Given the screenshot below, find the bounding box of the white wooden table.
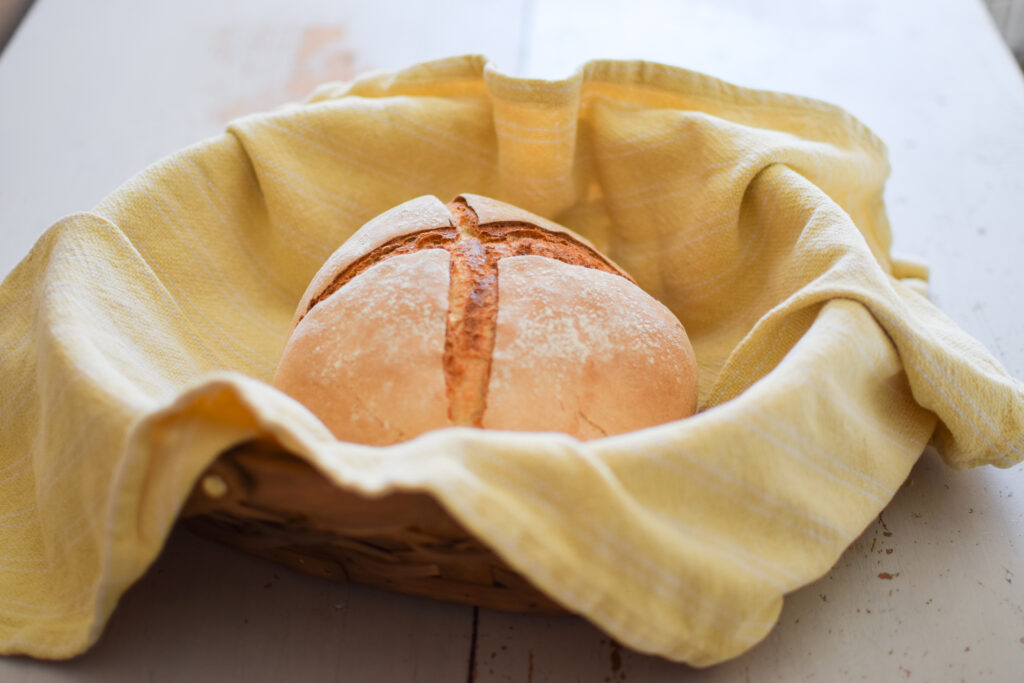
[2,0,1023,680]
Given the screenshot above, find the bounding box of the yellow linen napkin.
[1,55,1022,667]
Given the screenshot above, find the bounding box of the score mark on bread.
[274,194,697,446]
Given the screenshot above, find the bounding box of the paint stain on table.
[215,25,359,122]
[878,512,893,537]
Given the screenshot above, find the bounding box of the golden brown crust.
[459,193,632,280]
[298,195,632,327]
[482,256,698,437]
[292,195,454,328]
[440,197,633,427]
[442,199,495,426]
[273,250,453,446]
[275,194,698,445]
[304,227,457,321]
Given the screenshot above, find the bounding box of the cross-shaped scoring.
[276,193,697,446]
[301,197,631,428]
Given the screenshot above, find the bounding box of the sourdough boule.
[272,194,698,446]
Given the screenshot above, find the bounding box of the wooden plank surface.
[2,0,1023,680]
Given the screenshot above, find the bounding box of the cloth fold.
[1,55,1021,666]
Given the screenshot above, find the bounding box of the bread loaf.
[272,194,698,446]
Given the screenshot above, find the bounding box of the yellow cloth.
[2,55,1022,667]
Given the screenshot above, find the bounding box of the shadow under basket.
[180,440,564,613]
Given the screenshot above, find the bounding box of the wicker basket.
[180,440,564,612]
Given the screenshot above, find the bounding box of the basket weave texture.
[181,440,562,613]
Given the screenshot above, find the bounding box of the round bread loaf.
[272,194,698,446]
